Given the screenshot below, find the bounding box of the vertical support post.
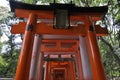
[79,36,93,79]
[14,13,36,80]
[44,62,47,80]
[67,63,71,80]
[25,37,35,80]
[36,52,44,80]
[69,61,76,80]
[29,34,41,80]
[75,51,83,80]
[85,17,106,80]
[44,62,50,80]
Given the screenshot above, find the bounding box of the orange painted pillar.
[85,18,106,80]
[25,37,35,80]
[79,36,93,79]
[44,62,47,80]
[67,63,71,80]
[72,61,76,80]
[86,30,106,80]
[44,62,50,80]
[75,51,84,80]
[14,13,36,80]
[36,52,44,80]
[29,34,41,80]
[69,61,76,80]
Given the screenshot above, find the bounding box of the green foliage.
[0,6,10,23]
[0,56,7,68]
[0,42,2,53]
[39,0,55,3]
[0,34,20,77]
[99,38,120,79]
[0,5,20,77]
[0,55,8,76]
[1,49,19,76]
[97,0,120,79]
[23,0,35,4]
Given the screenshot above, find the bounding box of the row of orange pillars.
[11,14,108,80]
[10,1,108,80]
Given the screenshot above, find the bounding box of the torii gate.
[9,1,108,80]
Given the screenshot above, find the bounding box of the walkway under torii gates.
[9,1,108,80]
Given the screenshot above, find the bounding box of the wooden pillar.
[44,61,51,80]
[85,17,106,80]
[67,63,71,80]
[44,62,48,80]
[29,34,42,80]
[75,51,84,80]
[25,37,35,80]
[14,13,36,80]
[36,52,44,80]
[79,36,93,79]
[69,61,76,80]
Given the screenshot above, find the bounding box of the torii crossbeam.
[9,0,108,80]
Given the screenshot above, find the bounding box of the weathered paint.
[79,36,93,79]
[29,34,41,80]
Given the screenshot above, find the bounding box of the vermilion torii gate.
[9,0,108,80]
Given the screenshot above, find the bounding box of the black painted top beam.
[9,0,108,14]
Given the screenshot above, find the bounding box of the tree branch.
[100,37,114,51]
[100,37,120,66]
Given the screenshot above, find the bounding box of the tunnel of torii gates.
[9,0,108,80]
